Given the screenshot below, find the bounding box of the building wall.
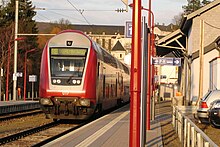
[190,5,220,53]
[203,50,219,92]
[188,5,220,100]
[111,51,126,62]
[160,66,178,84]
[191,49,219,99]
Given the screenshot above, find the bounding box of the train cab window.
[50,47,87,80]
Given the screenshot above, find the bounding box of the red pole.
[150,10,155,129]
[129,0,141,146]
[147,0,152,130]
[6,43,11,101]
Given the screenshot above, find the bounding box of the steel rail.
[0,121,60,145]
[0,109,42,122]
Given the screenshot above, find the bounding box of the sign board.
[152,57,181,66]
[29,75,37,82]
[16,72,23,77]
[125,21,132,38]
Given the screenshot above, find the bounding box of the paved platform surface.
[44,104,163,147]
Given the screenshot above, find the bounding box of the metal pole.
[141,7,155,123]
[129,0,141,146]
[197,20,204,104]
[13,0,19,101]
[143,6,154,130]
[6,43,11,101]
[140,17,148,147]
[0,75,1,101]
[23,51,27,101]
[32,82,34,100]
[24,48,36,101]
[151,11,155,121]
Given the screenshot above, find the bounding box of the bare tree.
[172,13,184,27]
[53,18,72,30]
[0,24,14,92]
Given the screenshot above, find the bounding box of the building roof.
[156,29,186,57]
[181,0,220,33]
[156,0,220,57]
[155,23,177,32]
[37,22,124,35]
[111,41,126,51]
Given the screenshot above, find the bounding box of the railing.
[172,106,218,147]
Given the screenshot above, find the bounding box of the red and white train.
[39,30,130,120]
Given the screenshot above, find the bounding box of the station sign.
[125,21,132,38]
[29,75,37,82]
[152,57,181,66]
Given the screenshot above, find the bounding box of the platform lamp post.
[6,37,25,101]
[12,0,21,101]
[23,48,36,101]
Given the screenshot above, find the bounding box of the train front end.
[39,30,97,120]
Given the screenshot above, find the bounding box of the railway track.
[0,109,42,122]
[0,121,59,146]
[0,103,128,146]
[0,120,84,146]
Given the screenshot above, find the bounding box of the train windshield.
[50,48,87,78]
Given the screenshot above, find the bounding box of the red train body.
[39,30,130,120]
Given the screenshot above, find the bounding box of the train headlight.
[76,80,81,84]
[79,99,90,107]
[72,80,77,84]
[57,79,61,84]
[39,98,53,106]
[52,79,57,84]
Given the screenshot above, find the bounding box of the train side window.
[97,62,100,77]
[103,75,106,98]
[122,64,129,75]
[115,79,117,97]
[102,49,117,68]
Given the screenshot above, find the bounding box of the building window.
[120,54,122,58]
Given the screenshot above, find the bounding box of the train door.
[96,61,101,102]
[102,64,106,99]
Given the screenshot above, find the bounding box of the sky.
[31,0,188,26]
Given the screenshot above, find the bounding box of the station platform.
[0,101,40,115]
[43,104,163,147]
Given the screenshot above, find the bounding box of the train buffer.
[43,103,166,147]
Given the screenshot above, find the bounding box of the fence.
[172,106,218,147]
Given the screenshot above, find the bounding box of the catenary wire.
[66,0,91,25]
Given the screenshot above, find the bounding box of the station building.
[156,0,220,104]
